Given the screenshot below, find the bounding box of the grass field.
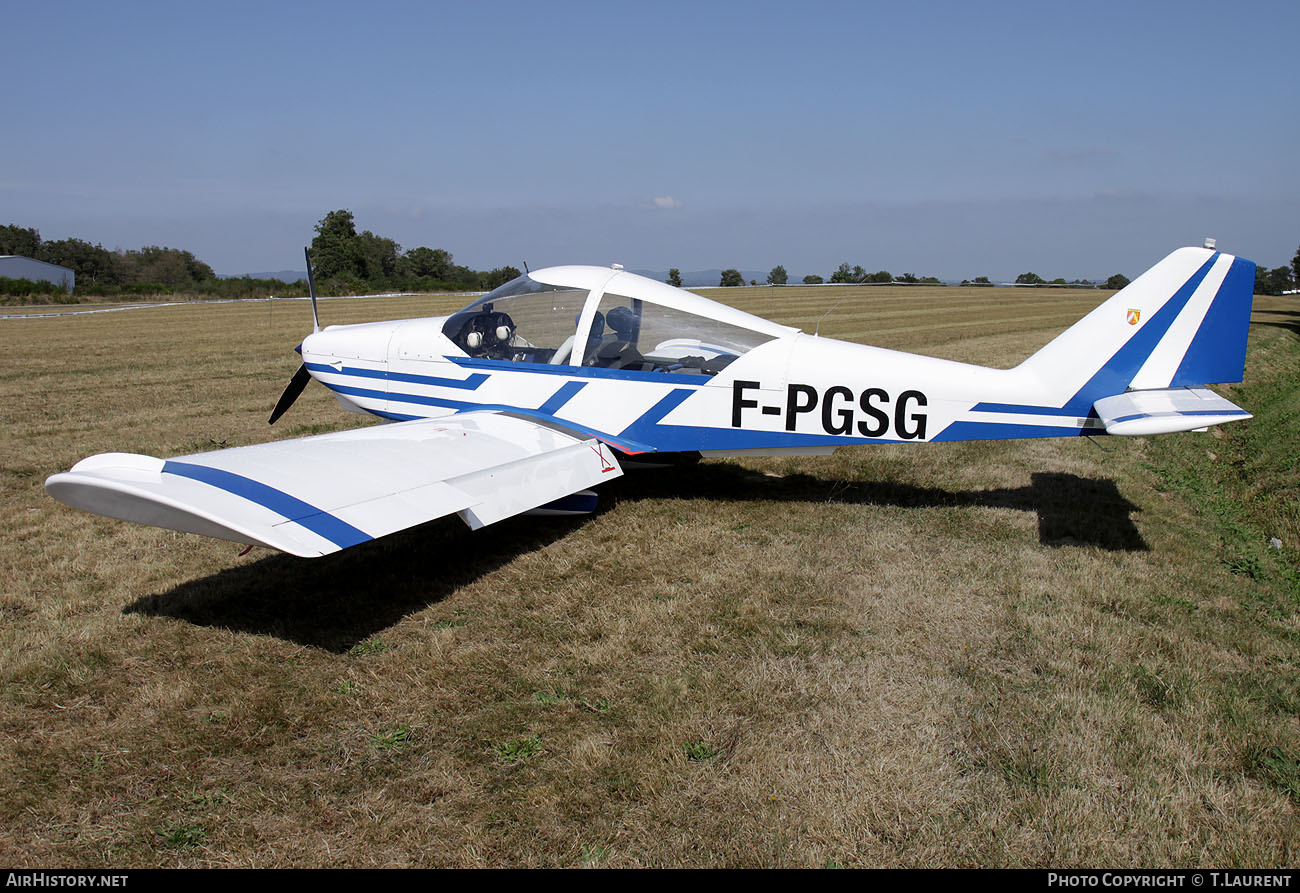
[2,283,1298,867]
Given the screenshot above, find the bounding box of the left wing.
[45,412,622,557]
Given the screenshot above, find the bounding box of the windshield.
[442,275,590,363]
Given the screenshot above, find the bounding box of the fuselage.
[298,266,1091,456]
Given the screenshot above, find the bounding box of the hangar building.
[0,256,75,291]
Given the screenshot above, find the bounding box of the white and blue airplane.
[46,243,1256,558]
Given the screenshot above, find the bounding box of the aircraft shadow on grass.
[124,464,1145,652]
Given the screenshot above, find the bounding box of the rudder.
[1165,255,1254,387]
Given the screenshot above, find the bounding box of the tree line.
[6,217,1296,300]
[1254,245,1298,295]
[702,262,1122,289]
[0,212,522,302]
[0,224,218,296]
[703,245,1300,295]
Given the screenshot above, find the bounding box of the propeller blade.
[268,363,312,425]
[305,246,320,334]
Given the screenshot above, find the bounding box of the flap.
[46,412,623,557]
[1093,387,1251,437]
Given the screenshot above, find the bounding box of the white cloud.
[651,195,683,209]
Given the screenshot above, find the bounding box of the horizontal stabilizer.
[1093,387,1250,437]
[46,412,623,557]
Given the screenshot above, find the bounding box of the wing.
[45,412,623,557]
[1092,387,1251,436]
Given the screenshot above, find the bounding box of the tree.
[1255,265,1296,296]
[37,238,123,285]
[354,230,402,281]
[119,246,215,286]
[305,209,533,292]
[1292,244,1300,290]
[830,262,855,284]
[183,249,216,282]
[451,263,478,283]
[121,248,190,286]
[1015,272,1045,285]
[0,224,41,258]
[401,246,454,281]
[667,268,682,287]
[1105,273,1130,290]
[1272,266,1296,293]
[767,265,788,285]
[481,266,522,291]
[311,209,362,281]
[866,270,892,283]
[719,269,744,287]
[803,274,824,284]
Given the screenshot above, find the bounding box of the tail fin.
[1015,246,1256,414]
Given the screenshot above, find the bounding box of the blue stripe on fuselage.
[320,380,655,453]
[537,381,586,415]
[930,420,1093,442]
[314,352,1101,451]
[305,362,488,390]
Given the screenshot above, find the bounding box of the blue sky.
[4,0,1297,279]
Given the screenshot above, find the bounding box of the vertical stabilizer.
[1014,247,1255,413]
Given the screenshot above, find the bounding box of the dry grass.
[2,285,1298,867]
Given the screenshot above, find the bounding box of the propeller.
[268,362,311,425]
[267,247,321,425]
